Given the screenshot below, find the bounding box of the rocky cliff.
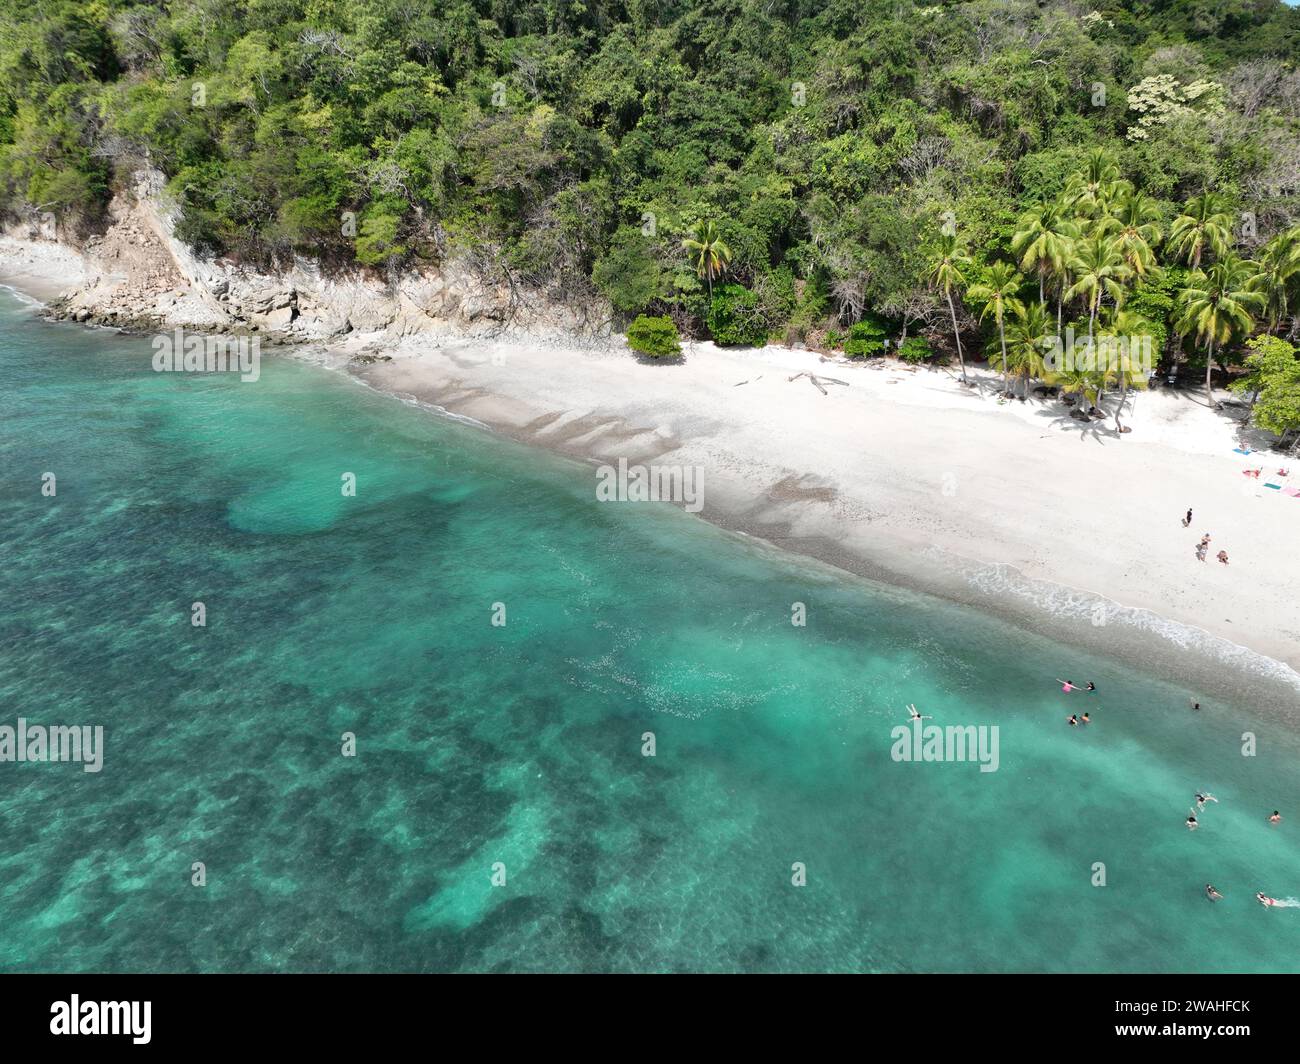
[6,169,605,345]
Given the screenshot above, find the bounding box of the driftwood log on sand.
[788,372,849,396]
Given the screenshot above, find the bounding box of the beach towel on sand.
[1234,447,1252,455]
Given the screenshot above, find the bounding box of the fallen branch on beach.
[788,371,848,396]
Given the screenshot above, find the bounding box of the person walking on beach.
[1196,543,1207,562]
[1206,884,1224,901]
[1183,508,1193,527]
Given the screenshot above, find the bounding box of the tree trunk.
[1205,338,1216,408]
[1115,378,1128,433]
[947,290,966,382]
[999,321,1009,393]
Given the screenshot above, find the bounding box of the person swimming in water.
[1257,892,1277,907]
[906,703,932,722]
[1056,679,1077,692]
[1269,810,1282,825]
[1085,682,1096,692]
[1067,714,1079,726]
[1195,792,1218,811]
[1186,812,1198,830]
[1081,712,1091,724]
[1206,884,1224,901]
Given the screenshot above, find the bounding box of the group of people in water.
[1048,680,1286,907]
[1056,678,1096,727]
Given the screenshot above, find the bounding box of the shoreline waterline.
[4,277,1297,718]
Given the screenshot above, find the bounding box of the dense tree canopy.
[2,0,1299,408]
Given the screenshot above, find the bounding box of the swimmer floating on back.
[1257,892,1277,907]
[1206,884,1224,901]
[906,704,932,722]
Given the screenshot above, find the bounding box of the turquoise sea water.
[2,290,1299,973]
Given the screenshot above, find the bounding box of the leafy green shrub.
[843,316,888,358]
[707,284,768,347]
[897,336,936,363]
[824,328,844,349]
[626,314,681,358]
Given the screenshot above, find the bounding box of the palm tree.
[1251,226,1300,333]
[968,262,1025,393]
[1099,308,1153,433]
[927,231,973,383]
[1065,149,1122,219]
[1066,235,1131,347]
[1004,301,1051,399]
[1100,188,1163,279]
[682,221,732,300]
[1011,201,1080,310]
[1177,255,1264,407]
[1169,192,1233,270]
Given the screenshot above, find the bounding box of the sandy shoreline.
[334,334,1300,700]
[4,247,1299,708]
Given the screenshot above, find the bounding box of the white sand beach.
[347,334,1300,689]
[3,236,1297,693]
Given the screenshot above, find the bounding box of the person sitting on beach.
[1217,550,1229,565]
[1269,810,1282,825]
[1278,469,1291,478]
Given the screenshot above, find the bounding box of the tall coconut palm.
[1251,226,1300,333]
[1099,187,1163,278]
[1099,307,1154,433]
[1177,255,1264,407]
[1066,235,1132,347]
[1004,301,1051,398]
[682,221,732,300]
[1168,192,1233,270]
[1065,149,1122,219]
[968,262,1025,393]
[927,231,973,383]
[1011,200,1080,309]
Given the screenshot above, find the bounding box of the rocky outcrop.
[15,168,607,344]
